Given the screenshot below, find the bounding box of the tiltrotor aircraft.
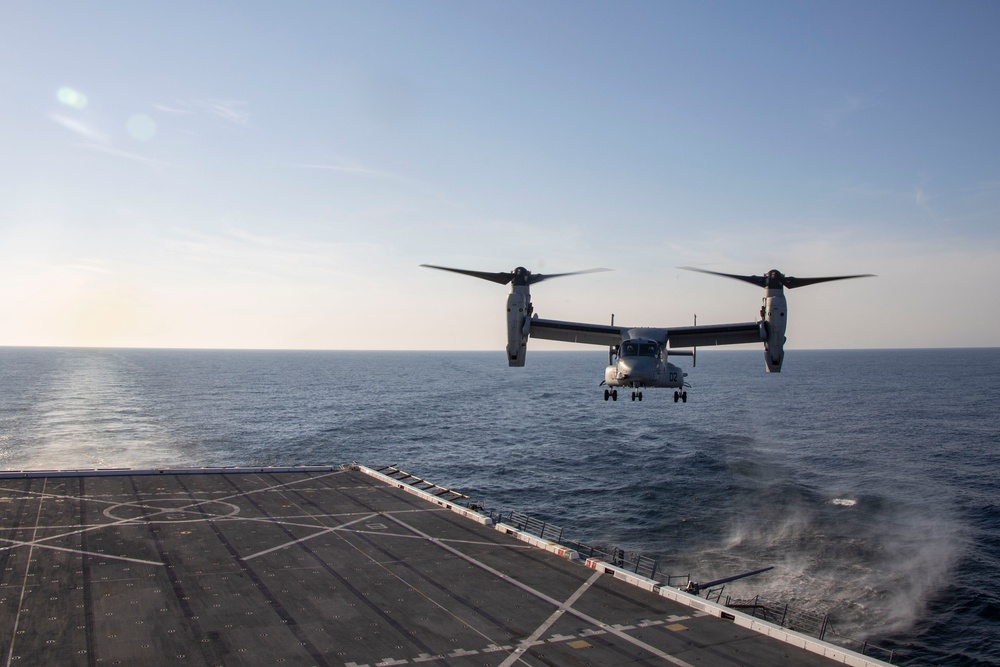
[421,264,873,402]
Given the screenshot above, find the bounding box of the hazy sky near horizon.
[2,1,999,351]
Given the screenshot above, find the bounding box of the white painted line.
[240,513,377,561]
[384,513,697,667]
[498,570,602,667]
[5,479,47,667]
[0,538,163,566]
[210,469,346,504]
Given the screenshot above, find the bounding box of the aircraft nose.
[618,358,654,380]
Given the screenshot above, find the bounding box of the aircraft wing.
[529,317,764,349]
[664,322,763,349]
[528,317,626,346]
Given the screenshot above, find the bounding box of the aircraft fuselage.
[603,338,686,389]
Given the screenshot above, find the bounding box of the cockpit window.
[620,340,659,357]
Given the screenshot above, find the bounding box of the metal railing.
[823,623,898,664]
[486,508,682,584]
[726,595,830,639]
[724,595,896,663]
[379,466,896,664]
[375,465,470,503]
[501,510,565,543]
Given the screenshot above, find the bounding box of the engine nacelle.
[505,288,531,367]
[762,290,787,372]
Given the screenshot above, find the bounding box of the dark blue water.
[1,347,998,665]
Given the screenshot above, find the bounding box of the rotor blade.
[420,264,513,285]
[783,274,875,289]
[678,266,767,287]
[681,266,875,289]
[528,268,612,285]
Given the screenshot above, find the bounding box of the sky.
[2,1,999,351]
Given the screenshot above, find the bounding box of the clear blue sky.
[2,1,998,350]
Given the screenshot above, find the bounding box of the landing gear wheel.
[612,390,618,401]
[631,391,636,401]
[638,391,643,401]
[604,389,610,401]
[681,391,687,403]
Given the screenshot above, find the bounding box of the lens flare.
[57,86,88,109]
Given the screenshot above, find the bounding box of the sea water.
[1,347,998,666]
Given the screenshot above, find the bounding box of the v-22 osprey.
[422,264,873,402]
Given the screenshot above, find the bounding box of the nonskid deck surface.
[1,468,852,666]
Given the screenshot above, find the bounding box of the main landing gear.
[603,389,688,403]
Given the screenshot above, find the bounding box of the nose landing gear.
[673,391,687,403]
[603,389,619,401]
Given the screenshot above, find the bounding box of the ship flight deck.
[0,465,890,666]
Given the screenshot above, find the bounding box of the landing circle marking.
[104,499,241,523]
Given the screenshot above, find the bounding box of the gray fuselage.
[604,338,686,389]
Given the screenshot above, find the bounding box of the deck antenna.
[693,314,697,367]
[608,314,617,366]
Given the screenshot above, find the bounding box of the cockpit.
[619,339,660,358]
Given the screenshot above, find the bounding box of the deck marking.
[211,506,449,529]
[213,470,345,505]
[498,569,602,667]
[240,513,377,561]
[0,469,342,515]
[385,513,697,667]
[0,485,124,508]
[4,478,46,667]
[331,505,510,655]
[338,528,533,549]
[412,653,445,662]
[0,508,203,553]
[180,476,333,667]
[0,537,163,566]
[103,498,242,522]
[0,472,344,558]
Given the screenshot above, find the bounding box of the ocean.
[1,346,997,666]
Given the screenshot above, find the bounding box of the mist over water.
[1,346,997,666]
